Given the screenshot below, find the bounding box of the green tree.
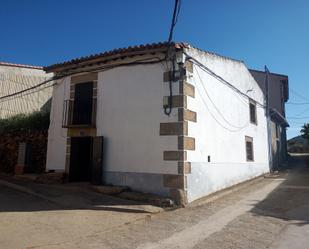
[301,123,309,140]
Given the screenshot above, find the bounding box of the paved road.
[1,154,308,249]
[0,180,161,249]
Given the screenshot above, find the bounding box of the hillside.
[288,135,309,153]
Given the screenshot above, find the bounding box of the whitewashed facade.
[45,43,270,204]
[184,48,269,202]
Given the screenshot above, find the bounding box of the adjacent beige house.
[0,62,53,118]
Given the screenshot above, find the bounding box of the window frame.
[275,123,280,140]
[249,100,257,125]
[245,136,254,162]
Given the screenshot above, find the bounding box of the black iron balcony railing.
[62,99,73,128]
[62,99,96,128]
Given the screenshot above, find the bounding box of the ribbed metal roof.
[0,61,43,70]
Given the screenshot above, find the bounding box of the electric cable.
[195,65,250,129]
[287,102,309,105]
[164,0,182,116]
[193,70,250,132]
[1,0,182,113]
[167,0,181,43]
[290,88,309,102]
[0,83,54,104]
[0,57,166,102]
[195,83,249,132]
[184,53,266,108]
[288,116,309,119]
[293,106,309,118]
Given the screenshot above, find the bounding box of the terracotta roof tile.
[44,42,190,71]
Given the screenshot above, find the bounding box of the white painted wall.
[184,48,270,202]
[46,61,180,176]
[96,63,179,175]
[46,77,70,171]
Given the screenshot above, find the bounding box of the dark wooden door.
[91,136,104,184]
[69,137,92,182]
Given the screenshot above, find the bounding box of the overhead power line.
[293,106,309,117]
[0,83,55,104]
[287,102,309,105]
[195,65,249,130]
[167,0,181,43]
[288,116,309,120]
[194,80,249,133]
[289,121,308,125]
[0,57,166,103]
[290,88,309,102]
[0,77,55,101]
[164,0,182,116]
[185,53,266,108]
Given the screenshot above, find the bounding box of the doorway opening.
[69,136,104,183]
[69,137,92,182]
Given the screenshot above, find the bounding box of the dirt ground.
[1,154,308,249]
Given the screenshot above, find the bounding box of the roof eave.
[270,108,289,127]
[44,47,168,73]
[44,42,189,73]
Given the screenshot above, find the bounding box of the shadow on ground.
[0,177,164,214]
[250,153,309,226]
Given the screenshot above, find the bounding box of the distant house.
[0,62,52,118]
[44,42,271,205]
[250,69,289,170]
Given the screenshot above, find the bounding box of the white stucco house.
[44,42,270,205]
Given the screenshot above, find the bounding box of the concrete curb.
[188,174,267,208]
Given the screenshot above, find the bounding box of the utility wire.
[288,116,309,119]
[0,83,55,104]
[164,0,182,116]
[289,121,308,125]
[193,66,250,132]
[0,57,165,102]
[195,81,249,132]
[287,102,309,105]
[0,77,55,101]
[195,65,249,129]
[293,106,309,117]
[185,53,266,108]
[167,0,181,43]
[290,88,309,102]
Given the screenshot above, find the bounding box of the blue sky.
[0,0,308,138]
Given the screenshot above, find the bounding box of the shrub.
[0,111,50,134]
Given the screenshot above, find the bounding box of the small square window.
[249,101,257,124]
[245,136,254,161]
